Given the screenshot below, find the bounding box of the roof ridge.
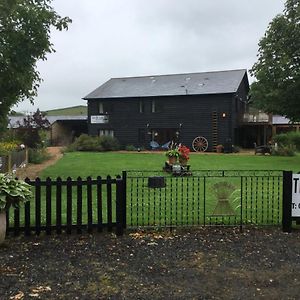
[110,69,247,80]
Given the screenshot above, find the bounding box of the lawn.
[40,151,300,179]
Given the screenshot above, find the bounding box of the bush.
[125,145,136,151]
[67,134,102,152]
[273,132,300,151]
[273,133,292,147]
[64,134,120,152]
[99,136,120,151]
[0,142,19,155]
[288,132,300,151]
[272,145,296,156]
[28,148,51,164]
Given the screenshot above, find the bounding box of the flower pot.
[168,156,177,165]
[179,157,188,166]
[0,211,6,245]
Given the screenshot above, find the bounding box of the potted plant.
[0,173,32,244]
[178,145,190,166]
[165,149,179,165]
[216,144,224,153]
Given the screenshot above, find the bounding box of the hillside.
[44,105,87,116]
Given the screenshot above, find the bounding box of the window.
[139,101,144,113]
[151,100,155,113]
[151,100,163,113]
[98,102,104,114]
[98,129,114,137]
[98,102,113,114]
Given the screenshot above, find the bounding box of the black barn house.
[83,69,249,151]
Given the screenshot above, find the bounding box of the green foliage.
[165,149,179,157]
[125,145,137,151]
[28,148,51,164]
[272,145,296,156]
[250,0,300,121]
[15,109,50,148]
[273,133,291,147]
[0,0,71,129]
[99,136,120,151]
[273,131,300,151]
[66,134,103,152]
[65,134,120,152]
[0,142,19,155]
[0,173,32,212]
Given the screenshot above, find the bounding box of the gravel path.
[1,227,300,299]
[16,147,63,179]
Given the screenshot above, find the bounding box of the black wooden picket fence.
[6,175,126,236]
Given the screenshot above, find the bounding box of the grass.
[40,151,300,179]
[44,105,87,116]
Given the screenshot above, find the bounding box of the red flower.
[178,145,190,160]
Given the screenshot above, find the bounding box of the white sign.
[292,174,300,217]
[90,115,109,124]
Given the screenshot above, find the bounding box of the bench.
[254,143,271,155]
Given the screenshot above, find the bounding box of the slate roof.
[83,69,248,100]
[7,115,87,129]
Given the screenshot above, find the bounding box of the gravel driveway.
[1,227,300,299]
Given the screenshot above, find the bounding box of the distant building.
[8,114,88,146]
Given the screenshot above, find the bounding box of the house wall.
[88,93,241,151]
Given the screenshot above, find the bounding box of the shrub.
[28,148,51,164]
[64,134,120,152]
[273,132,300,151]
[70,134,102,152]
[288,132,300,151]
[273,133,292,147]
[125,145,136,151]
[99,136,120,151]
[0,142,19,155]
[272,145,296,156]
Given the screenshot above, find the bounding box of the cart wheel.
[192,136,208,152]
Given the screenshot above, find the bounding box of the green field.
[44,105,87,116]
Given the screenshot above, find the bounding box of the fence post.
[122,171,127,229]
[116,177,124,236]
[282,171,292,233]
[8,153,12,173]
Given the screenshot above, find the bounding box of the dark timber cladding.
[83,69,249,151]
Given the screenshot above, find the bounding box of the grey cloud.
[14,0,285,112]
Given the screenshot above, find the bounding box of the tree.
[16,109,50,148]
[250,0,300,122]
[0,0,71,131]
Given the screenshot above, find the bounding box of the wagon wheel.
[192,136,208,152]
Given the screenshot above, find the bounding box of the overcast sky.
[14,0,285,113]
